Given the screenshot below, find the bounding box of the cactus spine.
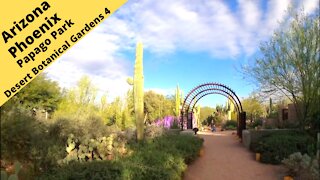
[175,85,181,117]
[134,42,144,141]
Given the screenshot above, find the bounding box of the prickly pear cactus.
[62,133,129,163]
[1,161,21,180]
[1,171,8,180]
[8,174,18,180]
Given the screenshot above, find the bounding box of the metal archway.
[180,83,246,138]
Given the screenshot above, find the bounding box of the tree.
[144,91,174,123]
[241,96,266,122]
[1,74,61,118]
[54,76,97,119]
[243,9,320,130]
[200,106,215,123]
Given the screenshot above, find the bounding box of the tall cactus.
[128,42,144,141]
[269,97,272,116]
[175,85,181,117]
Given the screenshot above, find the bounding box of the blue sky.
[45,0,318,107]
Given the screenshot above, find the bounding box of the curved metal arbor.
[180,83,246,137]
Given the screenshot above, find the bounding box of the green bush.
[0,109,66,175]
[1,108,113,176]
[223,120,237,130]
[252,131,316,164]
[253,119,263,127]
[38,161,123,180]
[40,134,204,180]
[225,125,237,130]
[170,119,180,129]
[282,152,319,179]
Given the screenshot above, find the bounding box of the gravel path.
[183,131,285,180]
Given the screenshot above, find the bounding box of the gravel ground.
[183,130,286,180]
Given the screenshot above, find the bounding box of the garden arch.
[180,83,246,137]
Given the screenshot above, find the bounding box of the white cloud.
[116,0,318,58]
[45,23,131,101]
[300,0,319,13]
[45,0,318,102]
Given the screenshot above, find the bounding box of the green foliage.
[170,119,180,129]
[200,106,214,123]
[144,91,175,122]
[241,96,265,122]
[52,115,112,140]
[204,115,214,126]
[252,131,316,164]
[243,9,320,130]
[1,74,61,119]
[282,152,319,179]
[39,134,203,180]
[144,125,165,140]
[54,76,134,131]
[0,109,66,174]
[38,161,123,180]
[16,74,61,112]
[122,134,203,179]
[54,76,97,119]
[63,133,128,163]
[247,119,263,129]
[1,161,21,180]
[225,125,237,130]
[99,90,134,130]
[223,120,237,129]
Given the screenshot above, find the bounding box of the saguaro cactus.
[269,97,272,116]
[128,42,144,141]
[175,85,181,117]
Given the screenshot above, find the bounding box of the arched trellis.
[180,83,246,138]
[190,91,239,113]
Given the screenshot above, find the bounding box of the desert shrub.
[252,119,263,128]
[1,107,116,176]
[225,125,237,130]
[253,131,316,164]
[51,115,113,140]
[0,110,66,175]
[223,120,237,130]
[116,134,203,179]
[62,133,128,164]
[247,119,263,129]
[40,134,203,180]
[282,152,319,179]
[170,119,180,129]
[38,161,123,180]
[144,125,165,139]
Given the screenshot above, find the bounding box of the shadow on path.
[183,131,285,180]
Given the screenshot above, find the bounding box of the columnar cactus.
[175,85,181,117]
[269,97,272,116]
[127,42,144,141]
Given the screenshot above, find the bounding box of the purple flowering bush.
[154,116,180,129]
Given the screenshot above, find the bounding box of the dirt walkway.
[184,131,285,180]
